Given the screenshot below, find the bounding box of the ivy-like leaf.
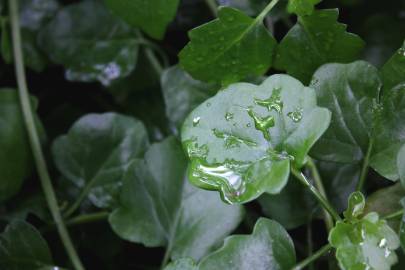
[181,74,331,203]
[104,0,180,40]
[370,83,405,180]
[275,9,365,84]
[287,0,321,16]
[330,192,400,270]
[38,1,138,86]
[310,61,381,164]
[0,89,44,202]
[52,113,149,209]
[0,220,56,269]
[109,137,244,261]
[161,66,218,128]
[198,218,296,270]
[380,40,405,92]
[179,6,277,85]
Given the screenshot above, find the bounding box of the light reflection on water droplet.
[247,108,274,141]
[287,107,303,123]
[225,112,234,121]
[254,87,283,113]
[206,102,211,107]
[378,238,387,248]
[193,117,201,127]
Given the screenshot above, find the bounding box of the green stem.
[292,168,341,222]
[66,212,109,227]
[8,1,84,269]
[383,209,404,220]
[63,181,94,218]
[292,244,333,270]
[256,0,280,22]
[307,158,334,231]
[134,29,164,76]
[204,0,217,17]
[356,139,374,191]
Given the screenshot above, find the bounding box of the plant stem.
[256,0,280,22]
[291,168,341,222]
[383,209,404,220]
[307,158,334,231]
[292,244,333,270]
[134,29,164,76]
[8,1,84,269]
[66,212,109,227]
[356,139,374,191]
[204,0,217,17]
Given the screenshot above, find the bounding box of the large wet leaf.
[161,66,218,128]
[0,220,56,269]
[0,89,43,202]
[104,0,180,40]
[52,113,149,209]
[109,137,244,261]
[38,1,138,86]
[329,192,400,270]
[181,74,331,204]
[179,6,277,85]
[198,218,296,270]
[380,40,405,92]
[310,61,381,164]
[274,9,365,84]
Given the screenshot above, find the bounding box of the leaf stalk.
[356,138,374,191]
[292,243,333,270]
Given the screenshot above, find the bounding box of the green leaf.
[381,40,405,92]
[52,112,149,209]
[181,74,331,203]
[179,6,277,85]
[161,66,218,128]
[104,0,180,40]
[109,137,244,261]
[287,0,321,16]
[310,61,381,164]
[343,191,365,220]
[0,89,43,202]
[275,9,365,84]
[0,220,55,269]
[329,212,400,270]
[370,83,405,180]
[38,1,138,86]
[164,258,198,270]
[399,145,405,187]
[198,218,296,270]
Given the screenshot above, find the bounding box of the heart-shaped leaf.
[109,137,244,261]
[381,40,405,92]
[181,74,331,203]
[104,0,180,39]
[179,6,277,85]
[52,113,149,209]
[198,218,296,270]
[287,0,321,16]
[310,61,381,164]
[275,9,365,84]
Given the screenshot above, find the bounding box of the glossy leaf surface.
[38,1,138,86]
[275,9,365,84]
[310,61,381,163]
[52,113,149,208]
[199,218,296,270]
[0,221,55,269]
[104,0,180,39]
[179,6,277,85]
[380,40,405,92]
[109,137,244,260]
[287,0,321,16]
[182,74,331,203]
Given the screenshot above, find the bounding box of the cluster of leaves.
[0,0,405,269]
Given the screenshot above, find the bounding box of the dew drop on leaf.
[247,108,275,141]
[287,107,303,122]
[192,117,201,127]
[225,112,234,121]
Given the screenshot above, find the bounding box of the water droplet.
[246,123,251,127]
[287,107,303,122]
[193,117,201,127]
[206,102,211,107]
[225,112,234,121]
[378,238,387,248]
[213,129,257,148]
[254,87,283,113]
[247,109,275,141]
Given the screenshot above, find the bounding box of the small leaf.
[109,137,243,261]
[310,61,381,164]
[38,1,138,86]
[52,112,149,209]
[164,258,198,270]
[104,0,180,39]
[0,89,44,202]
[329,212,400,270]
[275,9,365,84]
[181,74,331,203]
[198,218,296,270]
[343,191,365,220]
[381,40,405,92]
[0,220,56,269]
[287,0,321,16]
[161,66,218,128]
[179,6,277,85]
